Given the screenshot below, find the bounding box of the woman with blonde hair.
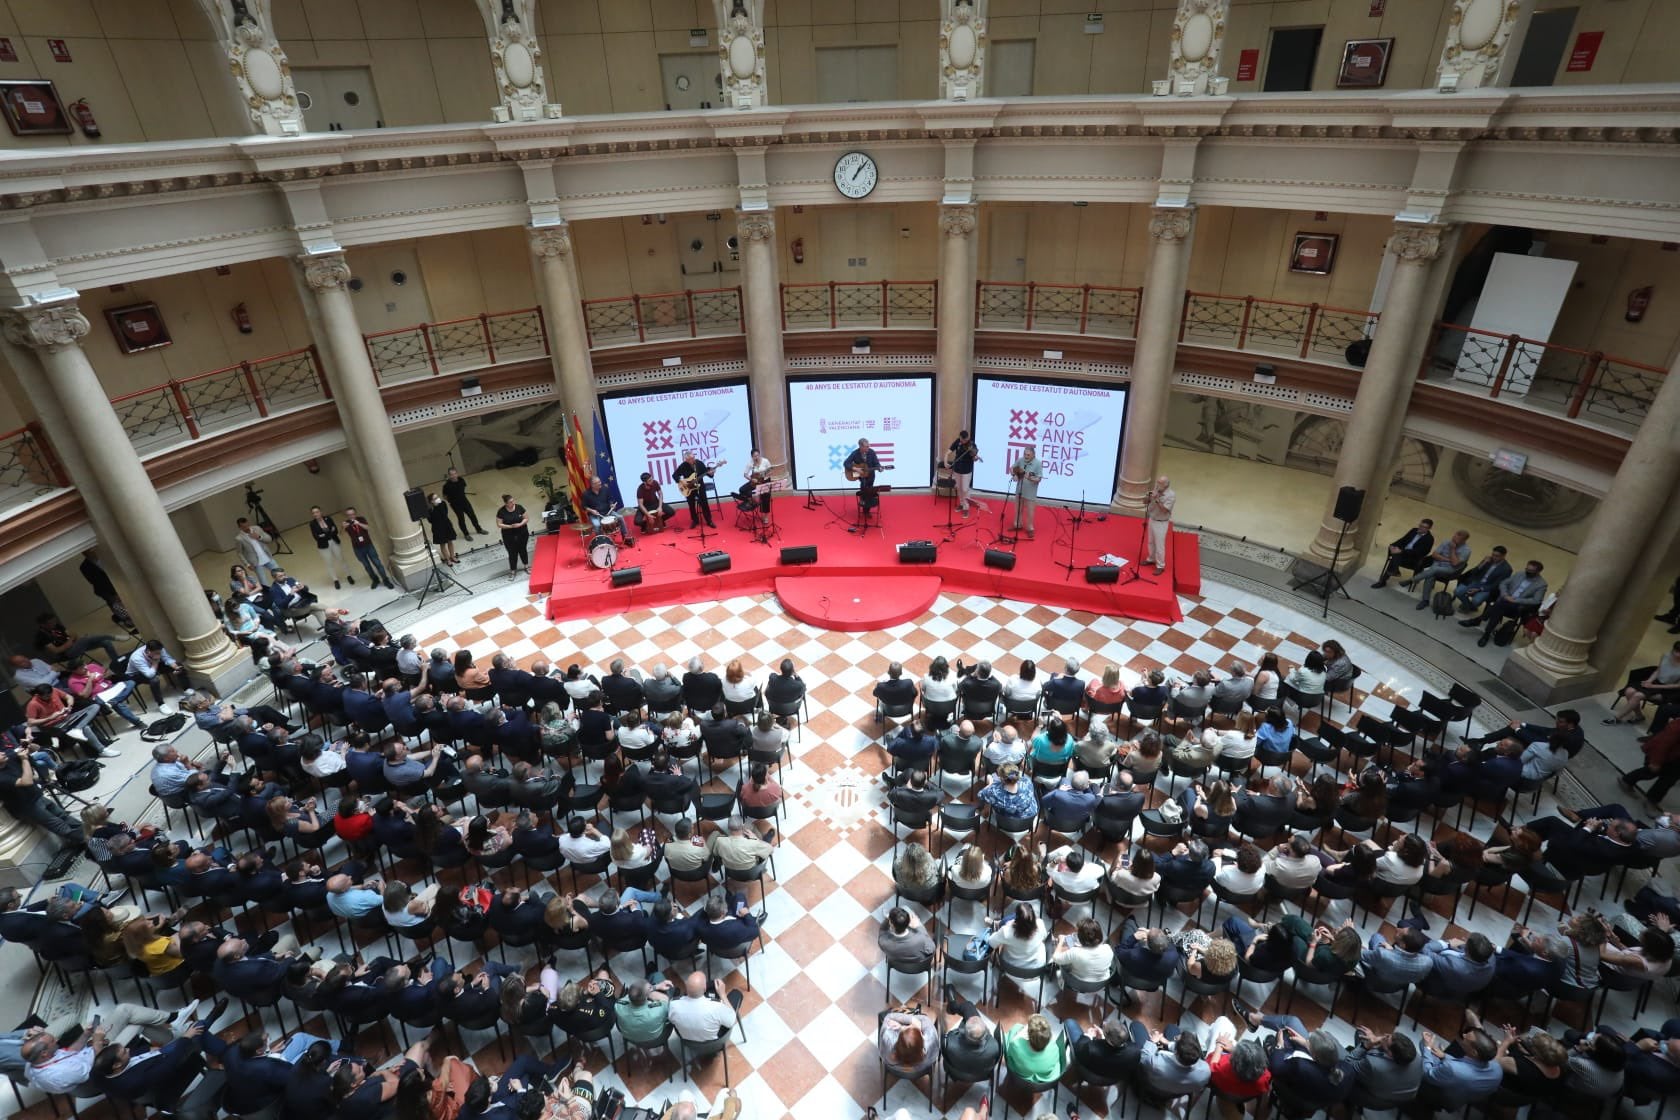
[543,893,588,935]
[949,843,992,889]
[893,841,940,891]
[1086,664,1127,706]
[610,827,658,871]
[1184,935,1238,984]
[1003,1013,1068,1082]
[121,914,187,977]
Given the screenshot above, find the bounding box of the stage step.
[775,575,943,631]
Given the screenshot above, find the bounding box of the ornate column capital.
[939,204,978,239]
[297,252,352,292]
[1389,221,1452,263]
[1148,205,1197,243]
[529,223,573,259]
[736,210,775,243]
[3,300,91,352]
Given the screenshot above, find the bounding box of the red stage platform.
[534,494,1192,629]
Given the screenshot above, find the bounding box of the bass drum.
[588,534,619,570]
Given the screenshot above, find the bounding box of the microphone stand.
[996,471,1020,549]
[1057,490,1087,580]
[1116,489,1154,588]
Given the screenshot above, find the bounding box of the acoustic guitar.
[845,462,894,483]
[676,458,727,498]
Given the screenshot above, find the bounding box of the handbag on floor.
[1431,590,1455,617]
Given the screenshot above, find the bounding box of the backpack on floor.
[1431,590,1455,618]
[140,712,188,742]
[57,758,102,792]
[1493,617,1521,647]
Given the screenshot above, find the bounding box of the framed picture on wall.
[1290,233,1339,275]
[106,303,174,354]
[1337,38,1393,88]
[0,80,72,137]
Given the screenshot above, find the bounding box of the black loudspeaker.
[1333,486,1366,523]
[610,567,643,588]
[983,549,1017,571]
[781,545,818,565]
[898,541,938,564]
[404,487,428,523]
[1086,564,1120,584]
[698,551,731,574]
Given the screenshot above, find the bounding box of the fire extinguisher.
[791,237,805,265]
[68,98,100,139]
[1626,285,1653,323]
[231,302,253,334]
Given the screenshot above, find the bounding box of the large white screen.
[970,376,1127,504]
[787,376,935,490]
[599,381,755,490]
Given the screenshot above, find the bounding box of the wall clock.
[834,151,878,199]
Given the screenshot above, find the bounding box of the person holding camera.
[0,734,85,852]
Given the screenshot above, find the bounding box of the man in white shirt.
[22,999,199,1094]
[1143,475,1176,575]
[558,818,612,863]
[983,725,1026,767]
[1046,845,1105,894]
[667,971,742,1043]
[1262,833,1323,890]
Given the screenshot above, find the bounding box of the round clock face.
[834,151,878,199]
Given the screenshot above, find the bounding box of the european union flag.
[591,411,624,509]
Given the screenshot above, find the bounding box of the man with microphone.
[1143,474,1175,576]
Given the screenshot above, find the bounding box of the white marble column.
[1304,222,1448,569]
[1504,346,1680,701]
[530,223,597,431]
[475,0,558,122]
[297,253,428,583]
[736,209,788,462]
[2,298,245,691]
[1114,205,1196,514]
[195,0,303,135]
[936,204,978,444]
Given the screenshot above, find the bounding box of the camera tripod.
[244,484,292,555]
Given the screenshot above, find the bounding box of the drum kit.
[588,515,621,569]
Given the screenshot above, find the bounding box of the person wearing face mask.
[1459,560,1547,648]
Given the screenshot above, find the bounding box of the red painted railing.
[110,346,327,456]
[580,287,744,347]
[1419,321,1666,429]
[0,423,69,515]
[974,281,1142,338]
[1179,290,1378,362]
[364,307,548,383]
[779,280,938,331]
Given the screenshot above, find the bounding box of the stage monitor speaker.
[610,567,643,588]
[983,548,1016,571]
[1085,564,1120,584]
[781,545,817,565]
[698,551,731,574]
[898,541,938,564]
[1334,486,1366,523]
[404,487,428,523]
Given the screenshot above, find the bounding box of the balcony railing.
[1180,291,1378,363]
[581,287,744,347]
[0,423,69,516]
[364,307,548,384]
[975,281,1142,338]
[780,280,939,331]
[111,347,329,458]
[1419,322,1666,430]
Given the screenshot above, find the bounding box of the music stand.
[849,484,882,536]
[751,481,786,546]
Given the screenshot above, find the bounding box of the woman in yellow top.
[120,914,186,976]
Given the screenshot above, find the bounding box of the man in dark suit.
[647,898,705,958]
[700,706,750,766]
[525,660,567,708]
[888,769,941,817]
[201,1028,294,1118]
[212,936,306,1000]
[643,664,684,715]
[1467,710,1584,757]
[956,660,1003,715]
[681,657,723,715]
[1113,918,1181,983]
[1096,772,1147,827]
[1154,840,1216,892]
[584,890,653,946]
[387,959,453,1022]
[488,653,534,710]
[446,696,492,750]
[1042,658,1087,711]
[90,1019,213,1111]
[1234,777,1296,838]
[341,675,387,733]
[463,755,513,808]
[508,810,559,858]
[0,888,50,942]
[872,662,918,717]
[1441,737,1522,798]
[494,706,542,765]
[1372,518,1434,588]
[698,892,760,949]
[487,888,548,941]
[643,752,699,804]
[601,659,645,715]
[508,761,564,812]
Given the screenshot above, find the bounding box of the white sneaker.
[159,704,177,716]
[99,747,120,758]
[66,729,87,742]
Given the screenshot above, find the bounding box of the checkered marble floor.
[17,577,1671,1120]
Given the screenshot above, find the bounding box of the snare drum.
[588,534,619,569]
[598,515,621,535]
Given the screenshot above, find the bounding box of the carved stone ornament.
[480,0,548,122]
[298,253,352,292]
[1390,222,1449,263]
[197,0,303,136]
[1438,0,1525,90]
[736,210,775,243]
[940,204,978,239]
[1167,0,1230,96]
[939,0,988,102]
[529,224,573,260]
[1149,206,1197,243]
[2,302,91,352]
[713,0,767,110]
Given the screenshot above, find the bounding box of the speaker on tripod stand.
[1290,485,1362,618]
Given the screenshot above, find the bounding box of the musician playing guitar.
[738,448,782,505]
[672,450,723,529]
[843,438,892,518]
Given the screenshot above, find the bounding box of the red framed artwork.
[1337,37,1393,89]
[1290,233,1339,275]
[0,80,72,137]
[106,303,174,354]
